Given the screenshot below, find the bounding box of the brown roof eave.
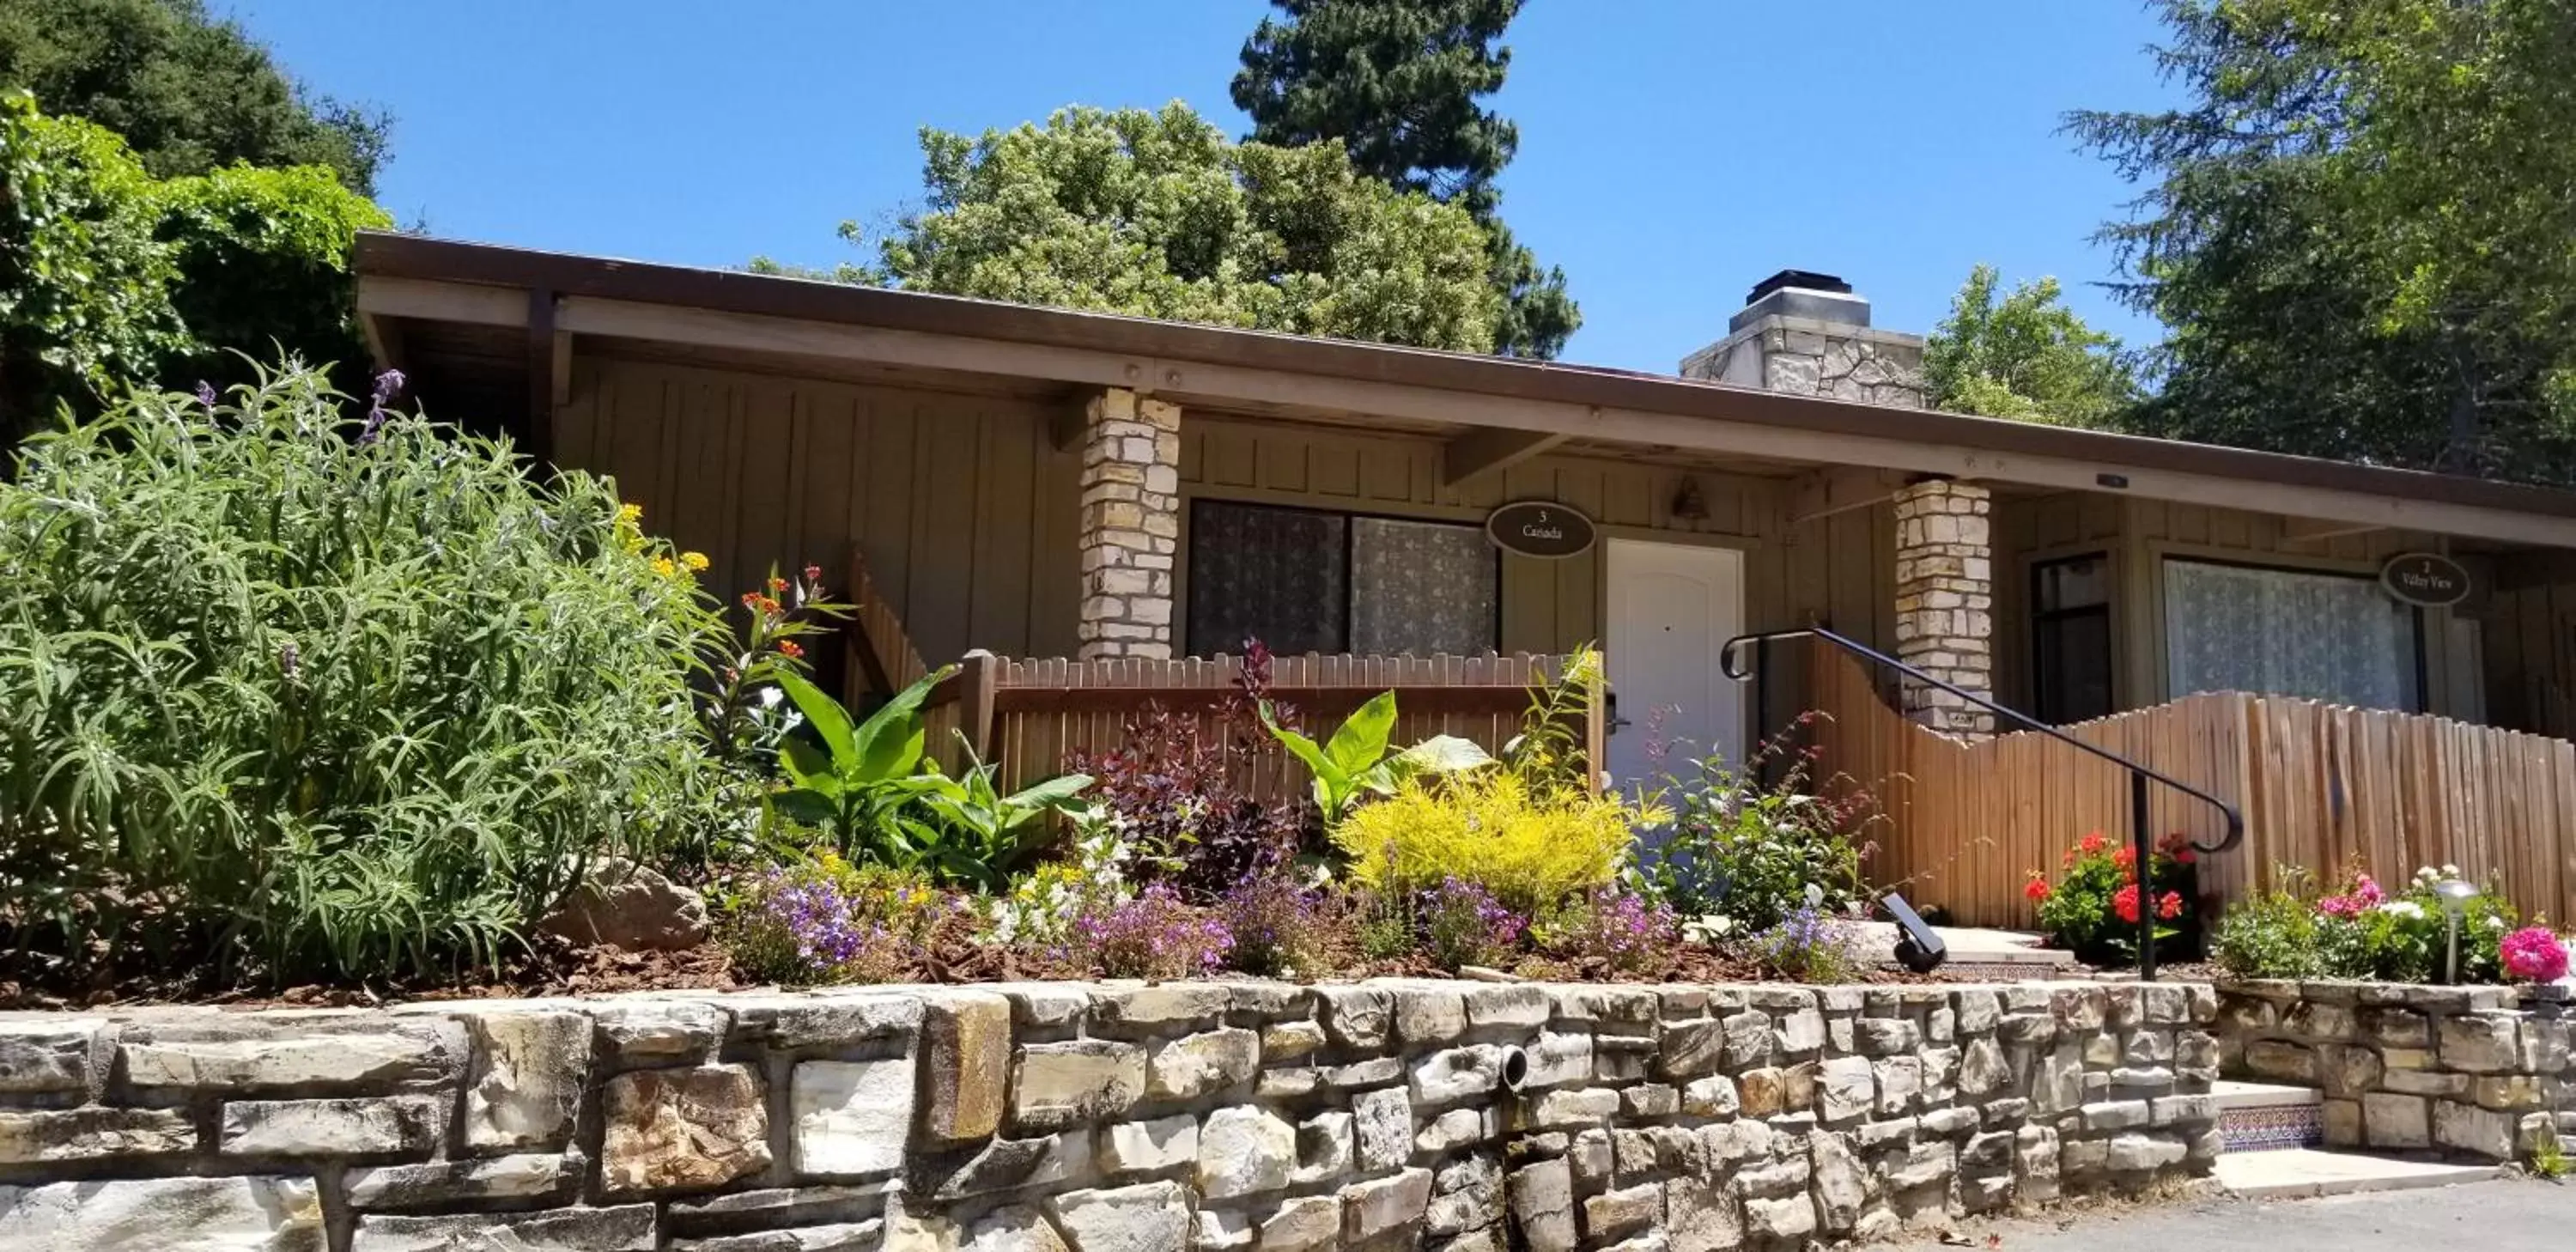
[354,231,2576,525]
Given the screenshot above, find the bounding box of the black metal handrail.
[1719,626,2245,982]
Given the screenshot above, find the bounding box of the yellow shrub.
[1334,770,1656,913]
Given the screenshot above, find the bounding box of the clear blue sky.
[241,0,2180,373]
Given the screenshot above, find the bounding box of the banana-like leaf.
[775,672,857,773]
[1390,734,1493,777]
[1325,690,1399,774]
[851,666,957,781]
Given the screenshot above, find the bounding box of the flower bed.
[2219,978,2571,1164]
[0,977,2219,1249]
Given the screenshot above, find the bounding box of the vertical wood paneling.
[569,360,1076,672]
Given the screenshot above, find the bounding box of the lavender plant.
[1540,887,1678,974]
[1750,903,1858,982]
[1419,876,1528,971]
[1073,883,1234,980]
[1218,872,1343,978]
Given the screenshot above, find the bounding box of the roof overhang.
[355,232,2576,551]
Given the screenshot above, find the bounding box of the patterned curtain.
[1351,518,1498,656]
[2164,560,2420,709]
[1186,502,1346,656]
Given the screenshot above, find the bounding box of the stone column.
[1078,388,1181,659]
[1893,479,1995,736]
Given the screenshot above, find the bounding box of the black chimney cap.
[1747,270,1852,304]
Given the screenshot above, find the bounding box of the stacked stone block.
[1078,388,1182,659]
[1678,320,1928,409]
[1892,481,1996,737]
[2220,981,2572,1163]
[0,979,2213,1250]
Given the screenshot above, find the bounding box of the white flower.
[2377,901,2426,920]
[2486,915,2510,931]
[2441,864,2461,879]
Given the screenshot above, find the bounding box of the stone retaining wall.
[2219,980,2572,1162]
[0,979,2217,1251]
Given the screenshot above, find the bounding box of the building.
[354,234,2576,788]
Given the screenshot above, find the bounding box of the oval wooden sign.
[2380,552,2472,606]
[1486,501,1595,559]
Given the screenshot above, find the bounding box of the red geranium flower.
[2112,883,2142,925]
[2157,890,2184,921]
[2080,831,2108,855]
[2024,873,2051,903]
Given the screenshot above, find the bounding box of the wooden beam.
[357,309,405,374]
[2279,516,2387,545]
[1443,426,1568,486]
[357,275,528,327]
[525,289,558,464]
[538,293,2576,550]
[550,329,574,409]
[1790,466,1917,524]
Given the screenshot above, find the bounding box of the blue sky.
[243,1,2180,373]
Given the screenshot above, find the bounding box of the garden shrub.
[1071,640,1309,900]
[1750,903,1858,982]
[2208,862,2523,983]
[1334,769,1638,915]
[720,852,959,985]
[1412,877,1526,971]
[1635,719,1874,933]
[1073,883,1234,980]
[0,369,726,981]
[1537,887,1677,975]
[2027,830,2201,963]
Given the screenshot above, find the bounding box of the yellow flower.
[651,556,677,578]
[617,502,643,527]
[680,551,709,571]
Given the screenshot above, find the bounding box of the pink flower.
[2500,927,2569,983]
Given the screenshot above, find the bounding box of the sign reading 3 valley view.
[2380,551,2472,606]
[1485,501,1595,559]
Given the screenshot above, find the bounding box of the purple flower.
[360,368,406,444]
[194,380,218,410]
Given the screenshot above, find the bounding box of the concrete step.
[2212,1079,2324,1152]
[2214,1146,2506,1199]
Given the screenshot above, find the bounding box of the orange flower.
[776,640,805,660]
[769,574,788,594]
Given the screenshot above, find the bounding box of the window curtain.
[1350,518,1498,656]
[1186,502,1346,656]
[2164,560,2420,710]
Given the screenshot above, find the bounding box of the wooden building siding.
[1177,416,1897,732]
[554,357,1083,668]
[2482,563,2576,739]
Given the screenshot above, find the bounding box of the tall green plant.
[1260,690,1489,823]
[770,671,1091,889]
[0,366,728,981]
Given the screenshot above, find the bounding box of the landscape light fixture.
[2434,878,2479,983]
[1881,892,1948,975]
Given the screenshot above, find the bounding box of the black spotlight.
[1882,892,1948,975]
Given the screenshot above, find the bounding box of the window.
[1186,501,1498,656]
[2163,559,2421,710]
[2032,554,2114,724]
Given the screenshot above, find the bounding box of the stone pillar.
[1893,479,1995,736]
[1078,388,1181,659]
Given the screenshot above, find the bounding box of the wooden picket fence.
[838,549,1599,805]
[1806,641,2576,930]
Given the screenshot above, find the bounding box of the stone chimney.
[1686,271,1990,735]
[1679,270,1927,408]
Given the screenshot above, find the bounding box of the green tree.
[2069,0,2576,483]
[1924,264,2139,428]
[0,0,386,194]
[1,93,387,439]
[832,102,1502,352]
[1232,0,1577,358]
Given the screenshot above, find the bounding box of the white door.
[1605,540,1745,787]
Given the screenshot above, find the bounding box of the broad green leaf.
[851,665,956,781]
[776,672,858,772]
[1391,734,1493,776]
[1326,691,1399,774]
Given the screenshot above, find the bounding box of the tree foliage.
[1,92,386,440]
[837,103,1503,352]
[1924,264,2140,428]
[2069,0,2576,483]
[1233,0,1577,358]
[0,0,386,194]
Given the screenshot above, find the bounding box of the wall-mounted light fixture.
[1671,476,1710,522]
